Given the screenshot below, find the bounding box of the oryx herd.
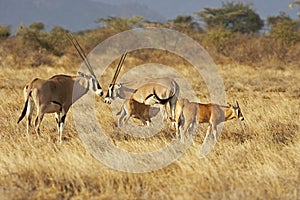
[17,34,244,146]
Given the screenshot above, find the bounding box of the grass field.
[0,53,299,199]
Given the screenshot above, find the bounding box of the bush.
[203,27,234,56]
[0,25,10,38]
[269,20,300,46]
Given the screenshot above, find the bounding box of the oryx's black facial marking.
[91,78,96,91]
[61,115,66,123]
[106,84,114,99]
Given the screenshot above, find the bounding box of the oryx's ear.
[116,83,122,89]
[227,102,232,107]
[77,71,86,77]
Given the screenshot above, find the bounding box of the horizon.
[0,0,299,32]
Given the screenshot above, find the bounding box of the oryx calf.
[117,98,151,127]
[17,72,103,143]
[174,98,244,142]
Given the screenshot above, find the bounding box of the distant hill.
[0,0,166,32]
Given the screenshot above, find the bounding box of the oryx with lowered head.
[174,98,244,142]
[17,33,114,143]
[104,61,180,123]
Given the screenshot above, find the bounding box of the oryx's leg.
[117,102,129,127]
[139,116,150,126]
[143,107,151,126]
[186,121,196,145]
[169,96,178,121]
[204,123,218,142]
[58,108,67,143]
[174,106,184,140]
[26,98,34,135]
[175,121,180,140]
[176,115,185,141]
[181,120,194,143]
[146,120,150,126]
[122,113,131,125]
[161,104,168,122]
[211,125,218,142]
[55,112,60,134]
[34,111,44,136]
[118,110,126,127]
[206,124,212,135]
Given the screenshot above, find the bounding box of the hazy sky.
[94,0,299,20]
[1,0,299,32]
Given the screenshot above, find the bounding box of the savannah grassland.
[0,31,300,199]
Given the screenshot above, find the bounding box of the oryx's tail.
[17,98,29,123]
[17,89,32,124]
[153,90,172,104]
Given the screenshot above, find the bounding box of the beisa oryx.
[104,62,180,125]
[174,98,244,143]
[17,34,126,143]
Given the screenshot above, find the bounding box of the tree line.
[0,2,299,67]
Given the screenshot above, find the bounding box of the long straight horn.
[236,100,239,107]
[111,51,127,85]
[104,51,127,103]
[66,33,97,79]
[67,33,103,95]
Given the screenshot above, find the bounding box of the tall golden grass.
[0,49,299,200]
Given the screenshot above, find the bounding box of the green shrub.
[0,25,10,38]
[269,20,300,46]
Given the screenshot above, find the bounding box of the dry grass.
[0,53,299,199]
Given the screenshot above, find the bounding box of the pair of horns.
[111,51,128,86]
[67,32,127,98]
[66,33,98,79]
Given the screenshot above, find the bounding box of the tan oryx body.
[106,77,180,123]
[175,98,244,142]
[17,72,103,143]
[117,98,151,127]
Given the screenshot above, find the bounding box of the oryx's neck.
[72,77,89,103]
[225,107,235,121]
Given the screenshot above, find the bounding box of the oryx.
[105,76,180,123]
[17,33,104,143]
[116,98,151,127]
[174,98,244,142]
[17,73,103,142]
[102,51,180,125]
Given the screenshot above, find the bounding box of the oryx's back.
[32,75,74,106]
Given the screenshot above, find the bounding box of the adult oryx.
[17,33,107,143]
[103,51,180,123]
[174,98,244,142]
[17,72,103,143]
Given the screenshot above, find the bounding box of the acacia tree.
[196,2,263,33]
[95,16,144,31]
[169,15,202,32]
